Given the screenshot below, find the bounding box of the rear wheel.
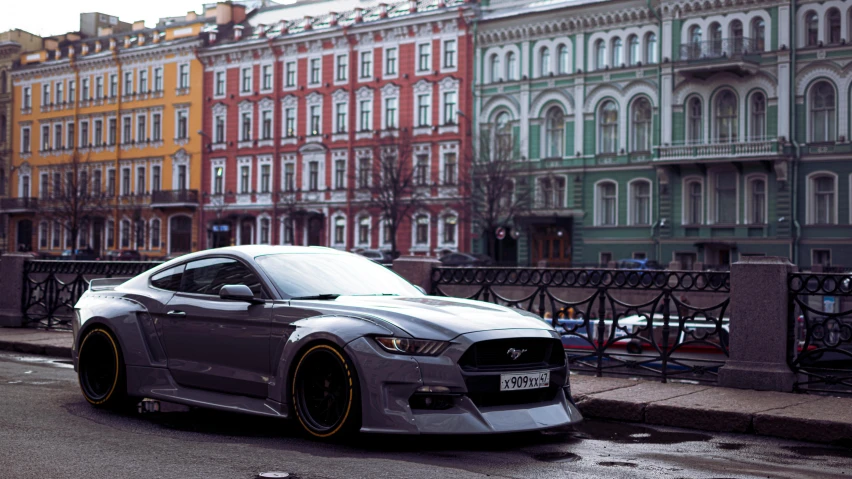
[292,344,360,439]
[78,328,127,409]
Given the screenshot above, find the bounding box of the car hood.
[292,295,554,340]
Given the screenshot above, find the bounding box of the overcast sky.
[0,0,218,37]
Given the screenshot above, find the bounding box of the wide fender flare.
[272,315,399,405]
[75,293,152,367]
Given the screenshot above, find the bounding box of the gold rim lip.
[78,328,120,406]
[292,344,355,438]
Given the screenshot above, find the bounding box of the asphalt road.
[1,352,850,479]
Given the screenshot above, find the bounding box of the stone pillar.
[718,256,796,392]
[392,256,441,294]
[668,261,682,271]
[0,254,30,327]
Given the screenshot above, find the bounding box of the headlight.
[374,337,449,356]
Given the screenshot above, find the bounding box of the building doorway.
[169,215,192,253]
[307,216,323,246]
[16,219,32,252]
[531,226,571,267]
[210,221,232,248]
[239,218,254,245]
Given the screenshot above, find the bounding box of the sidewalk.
[1,327,850,444]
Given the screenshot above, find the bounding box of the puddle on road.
[574,419,712,445]
[531,451,581,462]
[3,354,74,369]
[715,443,745,451]
[597,461,638,467]
[783,445,852,459]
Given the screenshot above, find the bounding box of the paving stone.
[569,374,640,400]
[753,396,852,444]
[577,381,708,423]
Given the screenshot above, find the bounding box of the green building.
[473,0,852,269]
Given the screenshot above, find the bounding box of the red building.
[197,0,475,257]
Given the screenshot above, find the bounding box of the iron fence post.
[596,287,607,378]
[660,291,671,383]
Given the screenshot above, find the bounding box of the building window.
[261,110,272,139]
[540,47,550,76]
[810,81,835,142]
[334,217,345,245]
[260,218,270,244]
[239,165,250,193]
[21,127,30,153]
[750,92,766,140]
[359,100,371,131]
[443,39,456,68]
[139,70,148,93]
[443,91,457,125]
[628,35,640,65]
[153,67,163,91]
[611,37,622,66]
[152,113,161,141]
[310,105,321,135]
[443,215,457,243]
[506,52,516,80]
[213,166,224,194]
[92,170,102,195]
[310,58,321,84]
[385,98,397,129]
[336,54,348,81]
[285,62,296,87]
[596,181,617,226]
[417,94,430,127]
[805,12,819,46]
[178,64,189,89]
[629,180,651,225]
[260,164,271,193]
[107,170,115,197]
[358,158,370,188]
[241,67,252,93]
[52,221,61,248]
[752,19,765,51]
[284,107,296,137]
[595,40,605,69]
[414,154,428,186]
[121,220,130,248]
[335,159,345,189]
[557,44,569,74]
[714,171,737,224]
[308,161,319,191]
[812,249,831,267]
[123,72,133,95]
[360,51,372,78]
[827,9,841,44]
[151,219,161,248]
[282,218,294,244]
[748,177,766,224]
[121,168,130,195]
[632,98,652,151]
[494,112,512,152]
[385,47,397,76]
[23,86,31,109]
[685,180,703,225]
[490,54,500,82]
[56,81,64,103]
[415,215,429,244]
[545,107,564,158]
[358,217,370,245]
[714,90,737,143]
[135,219,145,248]
[215,115,225,143]
[598,100,618,154]
[709,22,723,54]
[730,20,744,51]
[284,163,294,191]
[261,64,272,90]
[810,175,836,224]
[151,166,160,192]
[176,111,188,139]
[418,44,431,72]
[335,102,347,133]
[215,71,225,96]
[41,125,50,150]
[136,166,146,194]
[443,153,457,185]
[241,112,252,141]
[136,115,146,142]
[107,118,115,145]
[80,121,89,147]
[685,98,702,143]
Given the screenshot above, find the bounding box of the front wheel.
[77,328,128,409]
[292,344,360,439]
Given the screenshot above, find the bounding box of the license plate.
[499,371,550,391]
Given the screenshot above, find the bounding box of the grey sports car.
[72,246,582,438]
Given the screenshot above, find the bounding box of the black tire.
[292,343,360,439]
[77,328,128,409]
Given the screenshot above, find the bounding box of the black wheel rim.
[295,349,349,433]
[80,332,117,401]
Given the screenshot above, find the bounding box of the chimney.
[409,0,418,12]
[329,12,338,27]
[354,8,363,23]
[124,36,131,48]
[232,4,247,23]
[233,24,244,40]
[138,33,146,46]
[215,3,233,25]
[204,6,217,18]
[186,11,197,22]
[132,20,146,31]
[378,3,388,18]
[304,16,313,31]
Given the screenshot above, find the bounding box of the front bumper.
[345,329,583,435]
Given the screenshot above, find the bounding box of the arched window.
[169,215,192,252]
[730,20,744,53]
[333,216,346,245]
[545,107,564,158]
[259,217,270,244]
[684,180,703,225]
[540,47,551,76]
[120,219,131,248]
[629,180,651,225]
[557,45,569,74]
[540,178,553,208]
[631,98,652,152]
[690,25,702,44]
[687,97,703,143]
[151,219,161,249]
[595,40,606,69]
[358,216,370,245]
[827,8,842,44]
[489,53,500,82]
[414,214,429,245]
[709,22,723,55]
[506,52,516,81]
[714,90,738,143]
[747,177,766,224]
[628,35,640,65]
[752,18,766,51]
[809,174,836,224]
[750,92,766,140]
[687,26,702,59]
[810,81,836,142]
[596,181,618,226]
[611,37,623,66]
[598,100,618,154]
[442,215,457,244]
[645,33,657,63]
[806,12,819,46]
[494,112,512,152]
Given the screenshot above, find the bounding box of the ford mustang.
[72,246,582,438]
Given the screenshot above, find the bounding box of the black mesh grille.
[459,338,565,371]
[467,387,560,408]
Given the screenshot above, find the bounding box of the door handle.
[166,310,186,317]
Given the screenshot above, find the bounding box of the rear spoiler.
[88,277,131,292]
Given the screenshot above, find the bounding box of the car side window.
[150,264,185,291]
[181,257,264,297]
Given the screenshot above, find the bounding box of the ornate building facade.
[197,0,474,255]
[474,0,852,268]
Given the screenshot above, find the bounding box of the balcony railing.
[679,37,759,62]
[657,139,778,162]
[150,189,199,207]
[0,197,39,213]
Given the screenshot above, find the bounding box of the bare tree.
[469,128,531,259]
[42,151,110,259]
[365,130,426,258]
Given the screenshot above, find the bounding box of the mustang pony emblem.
[507,348,528,360]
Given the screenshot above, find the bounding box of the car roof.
[155,245,345,267]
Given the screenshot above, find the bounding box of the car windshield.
[255,252,422,298]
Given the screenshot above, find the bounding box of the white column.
[574,79,585,155]
[777,60,790,140]
[574,33,585,72]
[661,72,673,145]
[662,19,673,62]
[520,84,530,159]
[778,5,791,49]
[520,41,530,79]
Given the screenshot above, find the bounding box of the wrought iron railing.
[432,267,731,383]
[0,197,39,212]
[788,273,852,395]
[657,139,778,161]
[22,260,162,329]
[151,189,199,205]
[679,37,759,61]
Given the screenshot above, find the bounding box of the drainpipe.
[648,0,663,262]
[470,12,478,255]
[789,0,801,265]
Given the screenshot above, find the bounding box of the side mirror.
[413,285,427,295]
[219,284,260,303]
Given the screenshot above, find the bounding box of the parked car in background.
[60,248,98,261]
[103,250,142,261]
[354,249,393,265]
[616,259,662,270]
[439,253,495,267]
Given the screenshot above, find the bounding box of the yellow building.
[6,15,213,258]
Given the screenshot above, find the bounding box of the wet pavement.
[0,351,850,479]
